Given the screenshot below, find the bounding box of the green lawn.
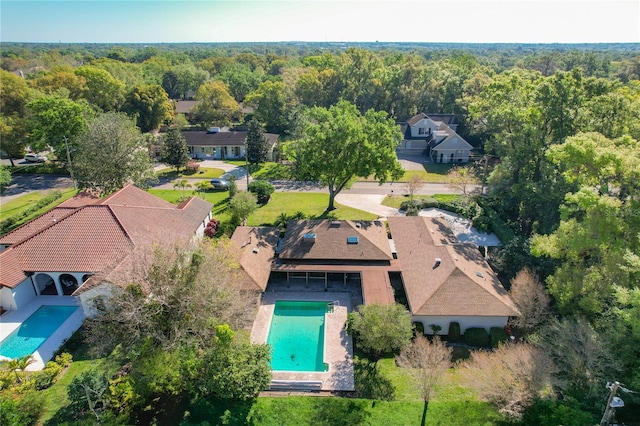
[148,190,378,226]
[155,167,225,180]
[0,188,77,222]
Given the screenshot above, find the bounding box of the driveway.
[0,174,74,205]
[396,152,429,171]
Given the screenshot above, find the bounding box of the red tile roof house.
[0,185,213,317]
[182,129,279,161]
[238,217,517,335]
[399,113,474,163]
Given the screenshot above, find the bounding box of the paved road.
[0,159,470,205]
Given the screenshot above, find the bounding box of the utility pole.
[63,136,77,189]
[600,381,620,426]
[244,138,250,187]
[480,153,489,195]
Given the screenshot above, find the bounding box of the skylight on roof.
[347,236,359,244]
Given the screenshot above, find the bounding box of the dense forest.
[1,41,640,424]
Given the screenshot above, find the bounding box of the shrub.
[184,161,200,174]
[413,321,425,335]
[490,327,509,348]
[248,180,275,205]
[228,175,238,198]
[55,352,73,368]
[464,328,490,347]
[0,190,63,234]
[448,322,461,342]
[31,361,63,390]
[522,399,595,425]
[204,218,221,238]
[0,390,45,426]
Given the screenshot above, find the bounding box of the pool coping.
[250,291,355,392]
[0,296,85,370]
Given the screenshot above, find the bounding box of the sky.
[1,0,639,44]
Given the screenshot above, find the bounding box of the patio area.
[250,291,355,392]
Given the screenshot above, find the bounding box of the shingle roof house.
[387,216,518,334]
[238,217,517,334]
[182,130,279,161]
[399,113,473,163]
[0,185,212,314]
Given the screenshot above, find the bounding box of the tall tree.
[396,335,452,425]
[245,118,269,165]
[123,84,174,133]
[293,100,403,211]
[508,268,550,335]
[1,70,35,165]
[192,80,242,127]
[73,112,155,194]
[161,127,190,171]
[229,191,258,226]
[244,80,291,133]
[74,65,125,111]
[26,95,94,161]
[346,303,413,360]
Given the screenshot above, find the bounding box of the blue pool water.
[0,305,78,360]
[267,301,328,372]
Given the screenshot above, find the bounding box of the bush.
[31,361,63,390]
[490,327,509,348]
[228,175,238,198]
[184,161,200,174]
[476,198,516,244]
[464,327,490,347]
[448,322,461,342]
[521,399,595,425]
[248,180,275,205]
[0,391,45,426]
[204,218,221,238]
[54,352,73,368]
[413,321,425,335]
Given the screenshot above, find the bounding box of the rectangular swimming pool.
[0,305,79,360]
[267,301,328,372]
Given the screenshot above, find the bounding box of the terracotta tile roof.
[182,131,278,148]
[57,192,101,208]
[231,226,279,291]
[13,206,134,273]
[99,184,175,209]
[0,249,28,287]
[0,185,213,290]
[387,216,517,317]
[278,220,392,262]
[0,208,76,246]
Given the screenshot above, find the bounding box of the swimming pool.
[267,301,329,372]
[0,305,79,360]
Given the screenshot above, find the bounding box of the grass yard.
[0,188,77,222]
[155,167,225,180]
[148,190,378,226]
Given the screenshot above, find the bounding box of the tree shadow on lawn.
[177,396,254,426]
[310,397,371,426]
[353,356,395,401]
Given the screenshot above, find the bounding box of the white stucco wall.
[412,315,509,335]
[0,279,37,311]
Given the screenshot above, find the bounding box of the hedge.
[0,191,64,235]
[448,322,461,342]
[490,327,509,348]
[464,327,490,347]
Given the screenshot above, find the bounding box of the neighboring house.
[0,185,213,315]
[182,129,279,161]
[237,217,517,334]
[387,216,518,334]
[174,100,200,122]
[399,113,474,163]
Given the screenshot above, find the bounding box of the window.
[418,128,426,135]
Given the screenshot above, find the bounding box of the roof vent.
[303,233,316,242]
[347,236,359,244]
[476,271,484,278]
[433,258,442,269]
[355,222,361,228]
[330,220,341,227]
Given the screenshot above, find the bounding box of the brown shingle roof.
[175,100,199,114]
[182,131,278,148]
[231,226,279,291]
[407,113,428,126]
[387,216,517,317]
[278,220,392,262]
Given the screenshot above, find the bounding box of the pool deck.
[0,296,85,370]
[251,291,355,392]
